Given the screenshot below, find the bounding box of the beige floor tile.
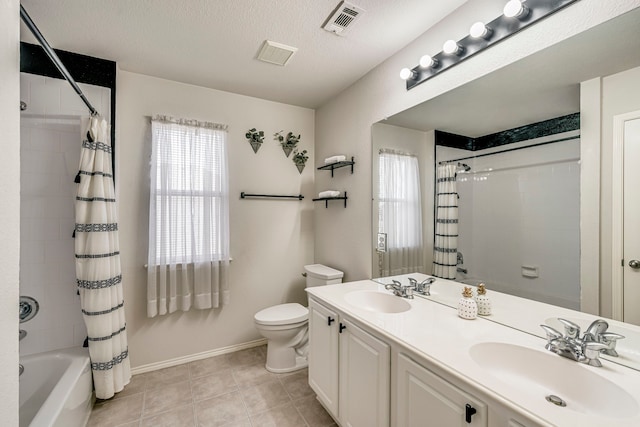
[250,402,307,427]
[113,373,147,400]
[294,395,336,427]
[140,403,195,427]
[189,354,231,379]
[194,391,249,427]
[232,362,277,387]
[142,380,192,417]
[279,369,314,400]
[88,393,144,427]
[115,422,139,427]
[192,369,237,402]
[240,380,290,415]
[226,346,265,368]
[141,364,190,390]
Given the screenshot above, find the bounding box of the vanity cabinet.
[308,298,390,426]
[396,353,487,426]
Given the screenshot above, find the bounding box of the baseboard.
[130,338,268,375]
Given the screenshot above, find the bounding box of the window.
[148,117,230,266]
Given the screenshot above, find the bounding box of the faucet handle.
[540,325,563,350]
[385,280,402,291]
[583,342,609,367]
[408,277,417,286]
[599,332,625,357]
[558,318,581,339]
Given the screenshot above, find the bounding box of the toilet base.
[265,342,308,373]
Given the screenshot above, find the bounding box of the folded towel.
[324,155,347,164]
[319,190,340,198]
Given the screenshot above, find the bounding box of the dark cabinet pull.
[327,317,335,326]
[339,323,347,333]
[465,404,477,423]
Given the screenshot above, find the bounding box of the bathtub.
[19,347,93,427]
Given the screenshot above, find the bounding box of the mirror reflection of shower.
[437,127,581,310]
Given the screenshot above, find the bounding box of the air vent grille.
[323,1,365,36]
[256,40,298,66]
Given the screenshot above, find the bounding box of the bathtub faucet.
[19,329,27,341]
[19,364,24,376]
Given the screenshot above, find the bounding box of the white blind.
[149,117,230,265]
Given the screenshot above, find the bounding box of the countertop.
[307,279,640,427]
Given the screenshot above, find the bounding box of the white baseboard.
[130,338,268,375]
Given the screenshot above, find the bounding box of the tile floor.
[88,345,336,427]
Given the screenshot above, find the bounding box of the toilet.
[254,264,344,373]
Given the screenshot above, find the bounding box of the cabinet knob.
[629,259,640,269]
[327,317,335,326]
[465,403,477,423]
[339,323,347,333]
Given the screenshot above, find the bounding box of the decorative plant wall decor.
[274,130,300,158]
[292,149,308,174]
[245,128,265,153]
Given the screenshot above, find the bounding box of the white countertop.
[307,279,640,427]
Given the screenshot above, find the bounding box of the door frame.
[611,109,640,321]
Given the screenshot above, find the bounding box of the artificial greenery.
[245,128,264,144]
[292,149,308,166]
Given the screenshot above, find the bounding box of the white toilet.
[254,264,344,373]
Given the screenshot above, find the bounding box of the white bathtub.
[20,347,93,427]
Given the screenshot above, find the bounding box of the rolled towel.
[324,155,347,164]
[319,190,341,198]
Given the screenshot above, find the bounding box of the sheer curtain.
[433,164,458,279]
[75,116,130,399]
[147,116,230,317]
[378,149,424,276]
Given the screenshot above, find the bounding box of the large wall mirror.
[371,8,640,368]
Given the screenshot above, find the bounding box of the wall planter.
[274,131,300,158]
[293,149,308,174]
[245,128,264,153]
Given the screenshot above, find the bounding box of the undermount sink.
[470,342,639,419]
[344,291,411,314]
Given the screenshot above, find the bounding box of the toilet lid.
[254,303,308,326]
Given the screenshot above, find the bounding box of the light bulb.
[399,68,415,80]
[470,21,491,39]
[503,0,528,18]
[419,55,438,68]
[443,40,462,55]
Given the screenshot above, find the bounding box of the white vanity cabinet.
[308,298,390,427]
[396,353,487,426]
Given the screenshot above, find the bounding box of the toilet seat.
[254,303,308,326]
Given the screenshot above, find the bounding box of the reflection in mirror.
[371,8,640,369]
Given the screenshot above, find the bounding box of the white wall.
[315,0,640,282]
[0,0,20,424]
[19,74,112,356]
[439,134,581,309]
[371,123,434,278]
[117,71,315,369]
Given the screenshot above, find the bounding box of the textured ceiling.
[19,0,467,108]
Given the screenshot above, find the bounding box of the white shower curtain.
[147,116,230,317]
[433,164,459,279]
[75,116,130,399]
[378,150,424,276]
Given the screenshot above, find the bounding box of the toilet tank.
[304,264,344,287]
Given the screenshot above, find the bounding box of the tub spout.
[19,364,24,376]
[19,329,27,341]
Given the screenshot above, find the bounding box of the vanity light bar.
[402,0,580,90]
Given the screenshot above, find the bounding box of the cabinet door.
[396,353,487,427]
[308,300,339,417]
[339,319,390,427]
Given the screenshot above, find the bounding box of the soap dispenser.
[457,286,477,320]
[475,283,492,316]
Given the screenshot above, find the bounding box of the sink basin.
[470,342,639,418]
[344,291,411,314]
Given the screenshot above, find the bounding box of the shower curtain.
[75,116,130,399]
[433,164,459,279]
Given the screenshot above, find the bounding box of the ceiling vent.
[256,40,298,66]
[323,1,365,36]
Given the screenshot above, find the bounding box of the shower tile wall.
[20,73,111,355]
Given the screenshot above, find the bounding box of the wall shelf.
[313,192,348,208]
[317,157,355,177]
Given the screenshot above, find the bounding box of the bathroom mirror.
[371,8,640,369]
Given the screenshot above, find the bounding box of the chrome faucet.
[19,329,27,341]
[385,280,414,299]
[408,277,435,296]
[540,318,625,367]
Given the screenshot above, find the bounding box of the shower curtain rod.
[438,135,579,165]
[20,4,99,116]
